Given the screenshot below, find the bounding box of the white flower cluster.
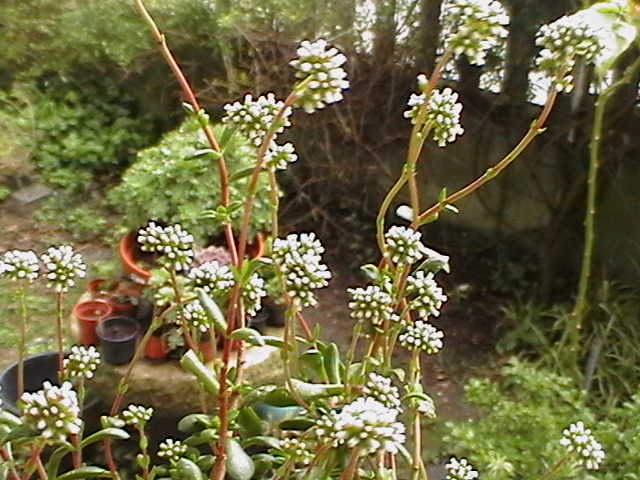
[222,93,291,147]
[0,249,39,282]
[180,300,210,333]
[316,397,405,455]
[347,285,395,327]
[385,226,429,265]
[243,273,267,317]
[138,222,194,271]
[121,404,154,427]
[399,320,444,354]
[20,381,82,443]
[63,345,101,380]
[560,421,605,470]
[188,260,235,295]
[427,88,465,147]
[404,86,464,147]
[416,395,437,420]
[362,373,401,411]
[535,13,604,93]
[272,233,331,308]
[158,438,188,462]
[41,245,86,292]
[265,142,298,171]
[278,437,314,466]
[440,0,509,66]
[445,457,479,480]
[406,271,447,318]
[290,39,349,113]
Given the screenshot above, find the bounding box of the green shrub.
[442,358,640,479]
[107,116,273,245]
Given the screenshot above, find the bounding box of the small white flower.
[63,345,101,380]
[272,232,331,308]
[222,93,291,147]
[384,226,429,265]
[137,222,194,271]
[20,381,83,443]
[406,271,447,318]
[560,421,605,470]
[265,142,298,170]
[0,250,39,282]
[445,456,479,480]
[121,404,153,427]
[180,300,210,333]
[290,39,349,113]
[347,285,394,327]
[315,397,405,455]
[158,438,188,462]
[399,320,444,354]
[243,273,267,317]
[188,260,235,295]
[41,245,86,292]
[396,204,414,222]
[362,373,401,411]
[440,0,509,66]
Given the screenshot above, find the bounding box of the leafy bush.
[108,116,273,244]
[2,80,154,192]
[442,358,640,479]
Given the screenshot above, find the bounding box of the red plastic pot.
[73,300,113,346]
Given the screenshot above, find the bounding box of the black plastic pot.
[0,352,98,416]
[96,316,140,365]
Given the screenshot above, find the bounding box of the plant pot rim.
[73,299,113,320]
[96,316,140,343]
[0,351,99,415]
[119,231,153,283]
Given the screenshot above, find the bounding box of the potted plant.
[108,118,272,281]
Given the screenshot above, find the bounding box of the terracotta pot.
[119,231,152,284]
[145,334,170,361]
[73,299,113,346]
[198,337,215,362]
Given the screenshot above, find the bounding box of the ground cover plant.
[1,1,639,480]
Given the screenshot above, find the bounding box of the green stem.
[416,86,559,225]
[344,321,363,399]
[17,284,27,399]
[340,447,361,480]
[570,55,640,360]
[268,167,279,239]
[56,292,64,378]
[539,455,569,480]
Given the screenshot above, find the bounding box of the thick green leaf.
[242,436,281,450]
[185,428,218,447]
[250,454,275,478]
[236,407,264,437]
[322,343,342,384]
[0,411,21,428]
[178,414,215,434]
[80,428,130,448]
[225,439,255,480]
[180,350,219,396]
[229,166,257,183]
[229,328,265,347]
[360,264,380,282]
[46,444,74,479]
[278,417,316,430]
[100,415,125,429]
[195,455,215,472]
[289,379,344,401]
[56,467,112,480]
[173,458,204,480]
[197,289,228,333]
[1,424,38,444]
[253,403,304,424]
